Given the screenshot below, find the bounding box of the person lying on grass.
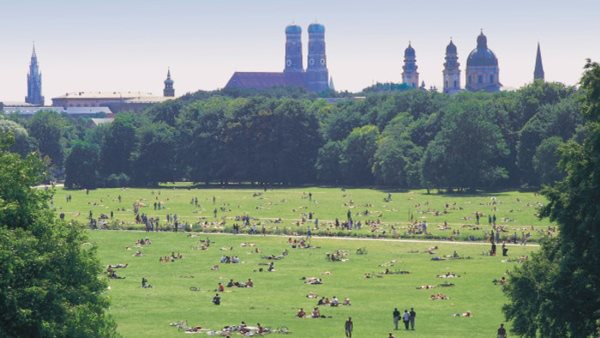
[430,293,449,300]
[439,282,455,287]
[108,263,128,268]
[437,272,460,278]
[306,292,318,299]
[452,311,472,317]
[381,268,410,275]
[416,285,436,289]
[262,254,285,260]
[302,277,323,284]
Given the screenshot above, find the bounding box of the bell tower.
[443,39,461,93]
[284,25,303,73]
[402,42,419,88]
[25,44,44,106]
[163,68,175,97]
[306,23,329,92]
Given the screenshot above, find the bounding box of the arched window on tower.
[454,80,458,89]
[478,75,483,84]
[490,75,494,83]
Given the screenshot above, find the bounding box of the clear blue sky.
[0,0,598,101]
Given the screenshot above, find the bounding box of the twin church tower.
[225,23,330,93]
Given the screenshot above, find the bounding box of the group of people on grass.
[392,308,416,331]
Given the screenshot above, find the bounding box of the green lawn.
[91,231,536,337]
[54,187,553,241]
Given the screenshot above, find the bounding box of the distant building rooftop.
[2,105,113,116]
[54,91,155,100]
[225,72,308,91]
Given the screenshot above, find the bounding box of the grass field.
[53,187,554,242]
[91,231,537,337]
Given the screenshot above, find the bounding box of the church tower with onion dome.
[306,23,330,92]
[443,39,461,93]
[284,24,304,73]
[402,42,419,88]
[466,31,500,92]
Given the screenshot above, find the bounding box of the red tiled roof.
[225,72,307,90]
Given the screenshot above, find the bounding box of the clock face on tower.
[286,59,292,66]
[320,58,325,65]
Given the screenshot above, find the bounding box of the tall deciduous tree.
[27,110,71,166]
[421,102,509,190]
[64,141,100,189]
[0,135,117,337]
[100,113,137,177]
[503,60,600,337]
[340,125,379,185]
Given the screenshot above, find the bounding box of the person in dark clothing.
[502,241,508,256]
[497,323,507,338]
[409,307,416,330]
[212,294,221,305]
[344,317,353,338]
[393,308,400,330]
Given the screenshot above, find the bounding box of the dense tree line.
[0,80,583,190]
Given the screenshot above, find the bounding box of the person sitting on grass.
[331,296,340,307]
[106,266,125,279]
[257,323,266,334]
[268,262,275,272]
[311,307,321,318]
[297,308,306,318]
[343,297,352,306]
[217,283,224,292]
[141,277,152,288]
[492,276,508,285]
[246,278,254,288]
[212,294,221,305]
[227,279,235,288]
[239,321,249,334]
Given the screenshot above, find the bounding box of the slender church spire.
[534,43,545,81]
[25,44,44,106]
[163,67,175,97]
